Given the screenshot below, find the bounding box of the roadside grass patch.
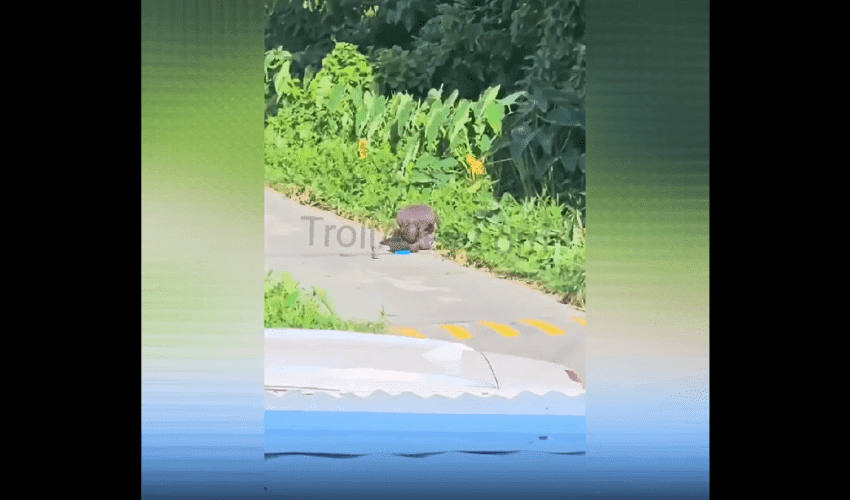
[264,270,390,333]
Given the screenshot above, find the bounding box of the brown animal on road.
[380,204,439,253]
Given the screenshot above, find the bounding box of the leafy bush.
[265,0,586,209]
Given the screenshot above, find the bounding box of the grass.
[264,270,390,333]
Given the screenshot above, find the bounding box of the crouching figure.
[380,204,440,252]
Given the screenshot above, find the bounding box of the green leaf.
[415,154,437,170]
[532,154,558,181]
[366,95,387,138]
[444,89,459,109]
[450,99,472,143]
[436,158,458,171]
[327,83,346,113]
[479,134,492,153]
[510,124,539,160]
[559,147,581,173]
[303,65,316,90]
[432,173,452,186]
[283,290,300,308]
[396,97,415,133]
[363,91,374,113]
[410,171,431,184]
[425,104,444,147]
[499,91,528,107]
[476,85,501,121]
[402,139,419,171]
[537,127,555,155]
[356,105,368,134]
[273,61,290,97]
[352,87,363,108]
[541,87,583,106]
[497,237,510,252]
[485,102,504,135]
[542,106,585,128]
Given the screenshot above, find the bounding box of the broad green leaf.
[415,154,437,170]
[368,95,386,125]
[479,134,492,153]
[476,85,501,120]
[530,86,548,112]
[426,85,444,106]
[499,91,528,107]
[303,65,316,91]
[559,147,581,173]
[497,237,510,252]
[485,102,504,135]
[402,139,419,171]
[532,154,558,181]
[366,111,386,140]
[510,124,538,157]
[541,87,583,105]
[444,89,459,109]
[489,135,511,152]
[273,61,290,96]
[410,171,431,184]
[537,127,555,155]
[425,103,444,147]
[435,105,454,140]
[396,97,415,133]
[450,99,472,142]
[356,105,368,134]
[432,173,452,186]
[264,52,280,80]
[436,158,457,171]
[363,91,374,113]
[283,290,300,308]
[327,83,346,113]
[542,106,585,128]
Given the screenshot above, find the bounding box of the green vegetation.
[265,0,587,202]
[265,270,390,333]
[263,1,587,312]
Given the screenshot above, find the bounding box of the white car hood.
[265,329,585,415]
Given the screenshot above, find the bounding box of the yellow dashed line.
[569,316,586,326]
[477,321,520,337]
[518,319,564,336]
[389,327,426,339]
[438,324,473,339]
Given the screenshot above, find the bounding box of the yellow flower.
[465,155,484,177]
[358,139,369,159]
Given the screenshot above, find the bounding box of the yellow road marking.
[389,327,426,339]
[569,316,586,326]
[438,324,473,339]
[477,321,520,337]
[518,319,564,336]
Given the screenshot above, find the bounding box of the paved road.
[264,187,586,385]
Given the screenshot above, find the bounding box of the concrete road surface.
[264,187,586,385]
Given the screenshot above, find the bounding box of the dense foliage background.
[265,0,586,206]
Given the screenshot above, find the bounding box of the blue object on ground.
[394,250,410,255]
